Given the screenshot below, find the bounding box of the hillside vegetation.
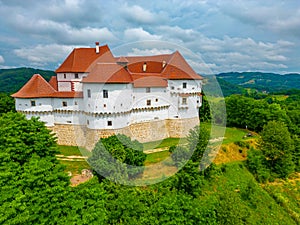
[217,72,300,93]
[0,67,55,93]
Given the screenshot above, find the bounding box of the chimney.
[143,62,147,72]
[95,42,100,54]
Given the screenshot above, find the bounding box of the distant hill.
[217,72,300,93]
[201,75,245,97]
[0,68,55,93]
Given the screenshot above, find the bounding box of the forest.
[0,68,300,224]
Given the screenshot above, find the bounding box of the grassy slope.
[205,162,297,224]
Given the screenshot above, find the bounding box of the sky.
[0,0,299,74]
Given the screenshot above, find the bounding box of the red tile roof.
[49,76,58,90]
[133,76,168,88]
[55,45,115,73]
[12,74,83,98]
[161,51,201,80]
[51,92,83,98]
[82,63,132,83]
[12,74,56,98]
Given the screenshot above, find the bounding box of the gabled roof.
[49,76,58,90]
[12,74,83,98]
[82,63,132,83]
[122,51,202,80]
[55,45,114,73]
[161,51,201,80]
[12,74,56,98]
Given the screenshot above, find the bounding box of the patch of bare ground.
[70,174,93,187]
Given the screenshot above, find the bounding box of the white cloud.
[13,44,75,67]
[127,48,173,56]
[185,35,294,73]
[157,26,199,42]
[124,27,161,41]
[121,4,166,24]
[0,55,4,64]
[217,1,300,38]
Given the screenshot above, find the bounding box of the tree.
[0,112,58,165]
[0,112,72,224]
[0,93,15,115]
[169,145,191,167]
[187,125,210,165]
[259,121,295,178]
[88,134,147,183]
[199,95,211,122]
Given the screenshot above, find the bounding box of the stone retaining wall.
[49,117,199,150]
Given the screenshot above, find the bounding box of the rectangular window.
[182,98,187,105]
[107,121,112,126]
[87,89,91,98]
[87,120,89,125]
[103,90,108,98]
[183,82,187,89]
[147,100,151,106]
[63,74,66,79]
[75,73,79,79]
[146,87,151,93]
[62,101,67,107]
[30,100,36,106]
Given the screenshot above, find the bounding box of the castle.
[12,43,203,149]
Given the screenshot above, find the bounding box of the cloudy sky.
[0,0,299,74]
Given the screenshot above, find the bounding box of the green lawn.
[57,145,92,174]
[202,122,256,144]
[60,160,91,174]
[57,145,91,157]
[145,150,171,165]
[143,138,187,150]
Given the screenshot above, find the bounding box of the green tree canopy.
[259,121,295,178]
[88,134,147,183]
[0,112,58,165]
